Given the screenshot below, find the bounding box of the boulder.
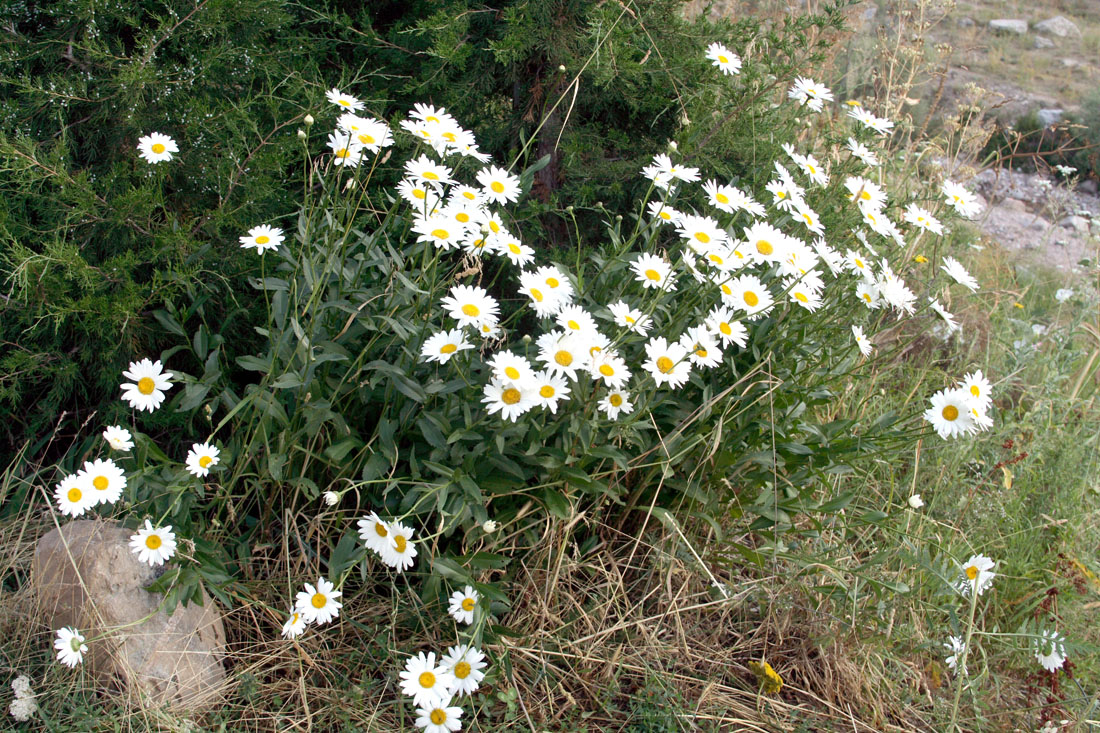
[1033,36,1055,49]
[1060,215,1090,233]
[1037,108,1064,127]
[1078,178,1098,195]
[1034,16,1081,38]
[957,16,975,29]
[34,520,226,710]
[989,19,1028,35]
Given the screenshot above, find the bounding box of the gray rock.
[1078,178,1098,195]
[1037,108,1064,127]
[34,520,226,710]
[989,19,1028,34]
[860,4,877,23]
[1034,15,1081,38]
[1060,215,1090,233]
[1001,197,1029,212]
[1061,58,1081,68]
[1033,36,1055,49]
[1027,217,1051,231]
[957,16,975,28]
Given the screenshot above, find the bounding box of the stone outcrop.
[988,19,1028,35]
[34,520,227,710]
[1034,15,1081,38]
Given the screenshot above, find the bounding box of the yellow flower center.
[555,351,573,367]
[461,304,480,317]
[807,164,816,174]
[942,405,959,421]
[546,277,559,288]
[695,348,707,358]
[860,190,871,201]
[501,388,521,405]
[255,235,270,245]
[426,115,440,124]
[419,671,436,689]
[720,283,732,295]
[854,258,864,269]
[423,171,440,181]
[394,535,407,553]
[442,132,456,142]
[491,181,505,193]
[862,293,872,303]
[598,364,614,377]
[777,191,786,199]
[138,377,156,395]
[462,190,476,200]
[431,229,449,240]
[430,709,447,725]
[743,291,759,307]
[413,188,427,200]
[93,476,108,491]
[335,148,350,159]
[656,356,674,374]
[802,213,814,226]
[530,288,544,302]
[756,240,773,256]
[645,269,661,281]
[490,221,501,233]
[659,211,671,220]
[694,232,710,244]
[145,534,162,550]
[540,385,556,398]
[454,661,471,679]
[151,143,166,154]
[374,523,388,537]
[504,366,521,380]
[718,54,729,64]
[455,212,470,223]
[338,99,351,107]
[357,134,375,145]
[625,315,635,323]
[609,394,623,407]
[440,343,457,354]
[719,322,732,335]
[965,565,978,580]
[67,487,82,503]
[461,598,475,612]
[508,243,521,254]
[310,592,327,608]
[708,254,724,265]
[567,320,580,330]
[970,385,980,398]
[795,292,808,303]
[199,455,213,468]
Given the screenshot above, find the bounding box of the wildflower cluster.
[8,675,37,723]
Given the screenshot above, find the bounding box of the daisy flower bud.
[304,114,315,126]
[297,129,306,140]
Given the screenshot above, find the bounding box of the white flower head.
[185,442,220,477]
[77,458,126,505]
[120,358,174,412]
[294,577,342,625]
[599,389,635,420]
[239,224,285,254]
[103,425,134,451]
[54,473,93,517]
[325,88,364,111]
[705,42,741,75]
[381,522,418,572]
[137,132,178,164]
[128,520,177,566]
[955,554,996,596]
[924,387,977,439]
[281,610,307,639]
[54,627,87,668]
[1034,629,1067,672]
[944,635,965,671]
[400,651,456,708]
[441,644,488,697]
[447,585,479,625]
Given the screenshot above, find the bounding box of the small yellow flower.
[845,99,862,107]
[748,660,783,694]
[914,255,928,263]
[1013,302,1024,309]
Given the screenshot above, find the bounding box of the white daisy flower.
[413,214,467,251]
[531,370,571,413]
[855,279,881,309]
[846,138,879,166]
[415,699,463,733]
[120,358,174,412]
[555,305,598,336]
[397,179,446,212]
[959,370,992,409]
[851,325,872,356]
[487,351,537,387]
[400,651,456,708]
[742,221,789,265]
[705,42,741,75]
[337,113,394,153]
[482,379,536,422]
[128,520,177,566]
[646,199,683,225]
[955,554,996,596]
[724,273,774,319]
[537,332,586,381]
[924,387,976,439]
[421,329,473,364]
[440,285,500,330]
[845,176,887,211]
[185,442,220,478]
[787,76,834,111]
[281,610,307,639]
[323,491,339,506]
[907,494,924,509]
[447,585,479,625]
[404,154,455,187]
[942,256,979,291]
[643,336,692,389]
[54,627,87,668]
[103,425,134,451]
[294,577,343,625]
[325,88,364,111]
[679,326,721,369]
[77,458,126,505]
[632,253,676,291]
[641,153,700,189]
[518,271,562,317]
[903,204,944,235]
[54,473,92,517]
[599,390,635,419]
[440,644,488,697]
[476,165,521,205]
[1034,629,1067,672]
[677,214,728,252]
[239,224,285,254]
[607,301,652,335]
[588,352,631,390]
[942,180,981,219]
[705,305,748,348]
[136,132,178,164]
[929,298,961,334]
[944,635,965,672]
[381,522,418,572]
[326,131,366,167]
[497,235,535,267]
[356,511,392,556]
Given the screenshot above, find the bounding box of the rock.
[1061,58,1081,68]
[957,16,975,28]
[860,4,876,23]
[1037,108,1064,127]
[34,520,226,710]
[1001,198,1029,213]
[1033,36,1055,49]
[1027,216,1051,231]
[1060,215,1089,233]
[1078,179,1098,195]
[1034,15,1081,38]
[989,19,1028,35]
